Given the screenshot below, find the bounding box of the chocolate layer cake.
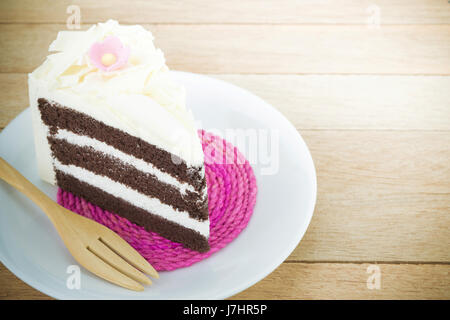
[28,20,209,252]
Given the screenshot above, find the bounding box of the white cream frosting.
[29,20,204,186]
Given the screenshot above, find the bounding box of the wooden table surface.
[0,0,449,300]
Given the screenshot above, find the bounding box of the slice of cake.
[28,20,209,252]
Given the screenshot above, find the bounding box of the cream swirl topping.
[30,20,204,166]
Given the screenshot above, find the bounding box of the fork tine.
[99,230,159,279]
[78,249,145,291]
[88,240,152,285]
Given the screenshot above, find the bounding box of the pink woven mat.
[57,130,257,271]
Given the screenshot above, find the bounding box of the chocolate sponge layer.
[38,98,206,192]
[49,137,208,221]
[56,170,210,253]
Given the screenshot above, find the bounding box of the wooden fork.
[0,157,158,291]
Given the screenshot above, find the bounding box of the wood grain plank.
[231,263,450,299]
[289,130,450,262]
[1,24,449,74]
[0,74,27,129]
[1,262,448,299]
[216,75,450,130]
[2,74,449,131]
[1,0,449,24]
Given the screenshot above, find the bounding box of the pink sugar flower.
[88,36,130,72]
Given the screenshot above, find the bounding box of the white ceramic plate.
[0,71,316,300]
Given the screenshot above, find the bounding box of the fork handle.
[0,157,60,224]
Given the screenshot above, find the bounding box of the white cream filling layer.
[54,159,210,237]
[54,129,197,195]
